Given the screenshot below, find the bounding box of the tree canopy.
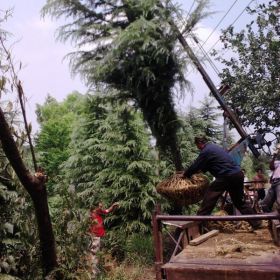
[215,0,280,132]
[35,92,85,191]
[62,92,160,233]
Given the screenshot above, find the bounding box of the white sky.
[1,0,267,133]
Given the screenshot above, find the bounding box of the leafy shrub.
[0,184,42,279]
[96,265,143,280]
[102,231,154,266]
[124,234,154,266]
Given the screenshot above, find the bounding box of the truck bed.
[162,228,280,280]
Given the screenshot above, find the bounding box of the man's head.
[194,135,208,150]
[98,202,103,209]
[90,202,104,212]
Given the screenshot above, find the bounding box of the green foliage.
[35,92,85,191]
[177,114,200,166]
[0,139,41,278]
[37,120,71,168]
[61,93,115,206]
[215,0,280,131]
[91,103,159,233]
[241,154,255,179]
[35,93,84,124]
[102,231,154,265]
[49,185,91,279]
[48,91,161,277]
[97,233,154,279]
[0,182,42,279]
[198,97,223,142]
[184,97,223,143]
[251,153,270,174]
[124,234,154,265]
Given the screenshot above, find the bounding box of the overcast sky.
[1,0,266,133]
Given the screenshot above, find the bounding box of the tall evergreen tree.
[198,97,223,142]
[42,0,211,170]
[184,97,223,143]
[35,92,85,191]
[63,91,159,233]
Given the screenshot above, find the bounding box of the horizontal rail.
[244,180,267,184]
[157,213,280,222]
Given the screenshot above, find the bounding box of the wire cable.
[186,0,196,20]
[206,0,255,54]
[201,0,239,47]
[167,0,221,79]
[191,33,220,75]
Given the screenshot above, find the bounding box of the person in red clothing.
[90,202,119,237]
[88,202,119,278]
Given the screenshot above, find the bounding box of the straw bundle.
[208,210,253,233]
[156,173,209,206]
[208,210,236,233]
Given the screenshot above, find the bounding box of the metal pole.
[171,26,247,138]
[157,213,280,222]
[152,204,164,280]
[160,2,260,157]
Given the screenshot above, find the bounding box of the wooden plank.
[164,262,280,280]
[186,224,200,245]
[164,250,280,280]
[189,230,219,246]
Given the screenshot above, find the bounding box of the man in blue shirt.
[182,136,261,230]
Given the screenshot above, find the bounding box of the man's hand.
[176,171,185,179]
[273,144,280,156]
[112,202,119,208]
[107,202,119,213]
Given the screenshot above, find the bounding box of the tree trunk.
[0,107,58,276]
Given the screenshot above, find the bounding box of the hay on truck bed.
[156,173,209,207]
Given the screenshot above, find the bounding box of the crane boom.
[164,7,260,157]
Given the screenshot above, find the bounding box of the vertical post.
[152,204,163,280]
[275,208,280,246]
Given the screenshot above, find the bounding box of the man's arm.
[270,155,277,171]
[106,202,119,213]
[183,152,208,178]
